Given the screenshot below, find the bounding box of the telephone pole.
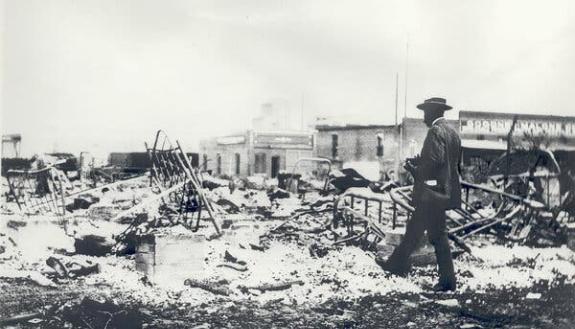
[403,41,409,118]
[395,73,400,181]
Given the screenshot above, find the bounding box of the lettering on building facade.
[460,111,575,139]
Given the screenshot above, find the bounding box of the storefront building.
[200,130,314,178]
[459,110,575,171]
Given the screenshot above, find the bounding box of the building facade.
[203,109,575,180]
[315,110,575,172]
[399,117,459,159]
[459,110,575,180]
[314,117,459,178]
[2,134,22,158]
[314,124,398,171]
[200,130,314,178]
[459,111,575,148]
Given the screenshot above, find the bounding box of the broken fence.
[6,166,68,216]
[112,130,221,240]
[388,181,566,247]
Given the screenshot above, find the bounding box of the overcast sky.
[1,0,574,157]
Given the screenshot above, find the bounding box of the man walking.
[380,97,461,292]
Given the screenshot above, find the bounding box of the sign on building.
[460,111,575,140]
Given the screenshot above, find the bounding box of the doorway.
[234,153,241,175]
[216,154,221,175]
[271,156,281,178]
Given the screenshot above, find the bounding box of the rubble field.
[1,150,575,328]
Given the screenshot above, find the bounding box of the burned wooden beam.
[184,279,232,296]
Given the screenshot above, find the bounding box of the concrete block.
[384,227,406,246]
[135,233,207,287]
[376,243,436,267]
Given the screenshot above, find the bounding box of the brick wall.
[401,118,460,158]
[315,118,460,171]
[315,125,399,166]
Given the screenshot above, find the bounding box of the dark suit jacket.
[412,118,462,209]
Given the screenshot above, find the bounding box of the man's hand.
[406,155,421,166]
[403,160,417,176]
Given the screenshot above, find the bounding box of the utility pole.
[398,39,409,182]
[300,92,304,130]
[403,40,409,118]
[394,74,399,127]
[394,73,400,181]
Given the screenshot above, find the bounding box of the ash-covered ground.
[1,176,575,329]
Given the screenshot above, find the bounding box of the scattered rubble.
[45,256,100,279]
[1,131,574,328]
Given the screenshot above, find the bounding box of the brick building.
[314,117,459,178]
[400,117,460,157]
[202,107,575,180]
[314,123,398,172]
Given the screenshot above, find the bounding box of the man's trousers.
[384,201,456,288]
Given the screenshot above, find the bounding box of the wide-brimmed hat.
[416,97,452,111]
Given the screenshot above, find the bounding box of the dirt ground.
[1,276,574,328]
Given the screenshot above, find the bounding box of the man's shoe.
[375,257,409,277]
[431,283,456,292]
